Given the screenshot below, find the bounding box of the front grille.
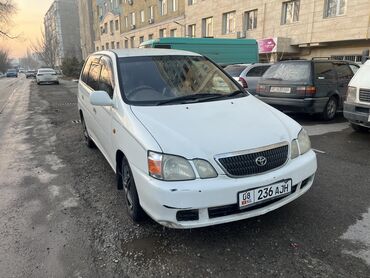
[217,144,289,177]
[208,184,297,219]
[359,89,370,103]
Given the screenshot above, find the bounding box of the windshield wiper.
[156,93,224,105]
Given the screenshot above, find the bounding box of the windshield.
[224,65,248,77]
[118,55,244,105]
[8,69,16,73]
[263,62,311,82]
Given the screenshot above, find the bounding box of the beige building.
[120,0,185,48]
[78,0,96,59]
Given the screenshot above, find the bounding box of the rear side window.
[81,57,93,83]
[224,65,247,77]
[246,66,271,77]
[263,62,311,82]
[86,63,102,90]
[99,57,115,98]
[314,62,336,81]
[334,63,353,81]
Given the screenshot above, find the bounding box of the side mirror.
[90,90,113,106]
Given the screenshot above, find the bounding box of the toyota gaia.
[78,49,317,229]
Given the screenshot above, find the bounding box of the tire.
[322,96,338,121]
[55,81,59,85]
[120,156,145,222]
[351,123,370,133]
[81,116,95,148]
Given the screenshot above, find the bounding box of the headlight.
[346,86,357,103]
[148,151,195,181]
[291,129,311,158]
[193,159,218,179]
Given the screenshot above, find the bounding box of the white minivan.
[78,49,317,229]
[344,60,370,132]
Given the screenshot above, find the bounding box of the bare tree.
[30,29,59,68]
[0,48,10,72]
[0,0,17,39]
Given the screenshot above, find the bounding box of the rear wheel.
[351,123,370,133]
[81,116,95,148]
[120,156,144,222]
[322,96,338,121]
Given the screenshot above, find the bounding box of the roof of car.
[99,48,202,58]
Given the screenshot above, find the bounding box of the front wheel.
[322,97,338,121]
[351,123,370,133]
[120,156,145,222]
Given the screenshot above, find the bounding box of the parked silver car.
[224,63,271,95]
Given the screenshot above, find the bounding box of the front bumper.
[131,150,317,229]
[257,96,328,114]
[37,76,58,83]
[343,102,370,127]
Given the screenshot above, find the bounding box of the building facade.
[78,0,96,59]
[44,0,82,66]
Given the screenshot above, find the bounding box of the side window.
[334,63,353,81]
[99,57,115,98]
[86,63,102,90]
[246,66,271,77]
[81,57,93,83]
[314,62,336,81]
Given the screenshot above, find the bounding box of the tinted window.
[224,65,248,77]
[99,57,115,98]
[334,63,353,81]
[263,62,311,82]
[246,66,271,77]
[81,57,93,83]
[87,63,102,90]
[314,62,336,81]
[118,55,241,105]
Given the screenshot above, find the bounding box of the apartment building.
[44,0,82,66]
[93,0,123,52]
[120,0,185,48]
[184,0,370,61]
[78,0,96,59]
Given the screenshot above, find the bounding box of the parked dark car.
[6,69,18,78]
[25,70,37,78]
[256,59,355,120]
[224,63,271,95]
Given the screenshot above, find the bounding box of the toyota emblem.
[255,156,267,167]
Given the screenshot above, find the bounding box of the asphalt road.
[0,76,369,278]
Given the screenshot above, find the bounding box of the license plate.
[270,87,291,93]
[238,180,292,209]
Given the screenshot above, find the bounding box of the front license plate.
[270,87,291,93]
[238,180,292,209]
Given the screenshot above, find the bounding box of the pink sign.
[258,38,277,54]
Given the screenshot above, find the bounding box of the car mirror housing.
[90,90,113,107]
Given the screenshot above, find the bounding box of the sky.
[0,0,54,59]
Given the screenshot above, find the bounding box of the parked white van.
[78,49,317,229]
[344,60,370,132]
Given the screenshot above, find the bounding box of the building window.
[124,16,128,28]
[106,42,109,49]
[148,33,153,40]
[324,0,346,17]
[139,36,144,44]
[130,12,136,26]
[222,11,236,34]
[111,41,115,49]
[159,28,167,38]
[281,0,300,24]
[115,20,119,31]
[124,40,128,48]
[149,6,154,19]
[188,24,196,37]
[172,0,178,12]
[116,41,120,49]
[102,45,105,50]
[188,0,197,5]
[159,0,167,16]
[140,10,145,22]
[245,9,257,30]
[202,17,213,37]
[96,46,99,51]
[110,20,114,33]
[104,22,108,33]
[130,36,135,48]
[170,28,177,37]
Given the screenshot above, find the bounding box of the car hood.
[130,96,301,159]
